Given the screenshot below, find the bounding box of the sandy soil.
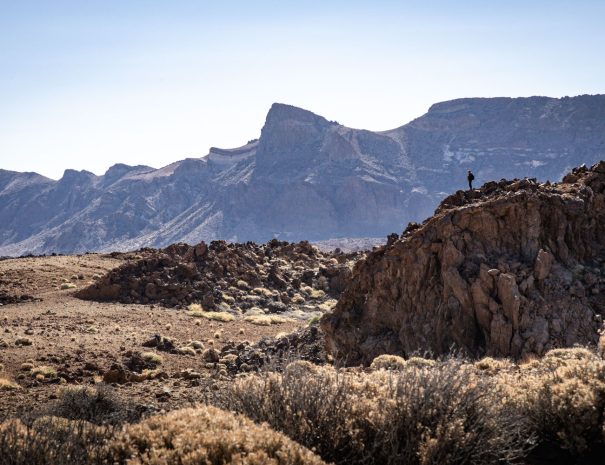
[0,254,302,421]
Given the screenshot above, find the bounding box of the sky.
[0,1,603,180]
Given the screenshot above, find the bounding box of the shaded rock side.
[322,162,605,365]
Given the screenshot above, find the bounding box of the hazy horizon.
[1,0,604,180]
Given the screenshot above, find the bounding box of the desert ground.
[0,253,304,421]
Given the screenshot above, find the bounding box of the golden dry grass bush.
[252,287,274,298]
[224,360,530,465]
[108,405,327,465]
[244,315,290,326]
[484,347,605,458]
[317,299,338,312]
[29,366,57,380]
[139,352,162,366]
[186,303,203,312]
[0,378,20,391]
[473,356,513,374]
[222,293,236,304]
[370,354,407,371]
[0,416,112,465]
[515,350,605,456]
[0,406,325,465]
[190,310,235,322]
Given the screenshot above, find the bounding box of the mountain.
[1,95,604,256]
[322,161,605,365]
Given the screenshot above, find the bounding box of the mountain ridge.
[1,94,604,256]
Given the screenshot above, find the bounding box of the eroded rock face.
[322,162,605,365]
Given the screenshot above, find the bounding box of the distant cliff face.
[1,95,604,255]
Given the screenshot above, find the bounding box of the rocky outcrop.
[2,95,605,256]
[322,162,605,365]
[77,239,360,311]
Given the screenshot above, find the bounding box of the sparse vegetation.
[188,310,235,322]
[0,416,113,465]
[221,359,531,465]
[48,384,135,425]
[139,352,163,366]
[108,405,327,465]
[30,366,57,380]
[2,234,605,465]
[244,315,289,326]
[370,354,407,371]
[0,378,20,391]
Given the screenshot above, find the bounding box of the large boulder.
[322,162,605,365]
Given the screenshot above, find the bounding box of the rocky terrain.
[1,95,604,256]
[3,165,605,465]
[322,161,605,365]
[77,240,358,318]
[0,240,357,421]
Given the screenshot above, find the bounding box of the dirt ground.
[0,254,303,421]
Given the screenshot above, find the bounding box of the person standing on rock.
[467,170,475,190]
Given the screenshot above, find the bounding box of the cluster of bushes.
[219,348,605,465]
[2,347,605,464]
[0,404,325,465]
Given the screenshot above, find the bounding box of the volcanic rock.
[77,239,360,310]
[322,162,605,365]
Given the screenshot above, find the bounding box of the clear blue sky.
[1,0,603,179]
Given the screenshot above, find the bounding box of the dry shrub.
[370,354,407,371]
[0,406,324,465]
[518,350,605,456]
[223,360,530,465]
[244,315,289,326]
[48,384,138,425]
[108,405,326,465]
[0,378,20,391]
[0,416,112,465]
[474,356,512,374]
[139,352,162,366]
[30,366,57,380]
[188,310,235,322]
[486,347,605,459]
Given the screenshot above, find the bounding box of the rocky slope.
[1,95,604,255]
[77,240,359,320]
[322,161,605,365]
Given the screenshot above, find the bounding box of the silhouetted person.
[467,170,475,190]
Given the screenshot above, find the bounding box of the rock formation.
[77,239,359,312]
[1,95,605,256]
[322,162,605,365]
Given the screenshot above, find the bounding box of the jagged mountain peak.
[59,169,96,184]
[104,163,154,178]
[264,103,331,127]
